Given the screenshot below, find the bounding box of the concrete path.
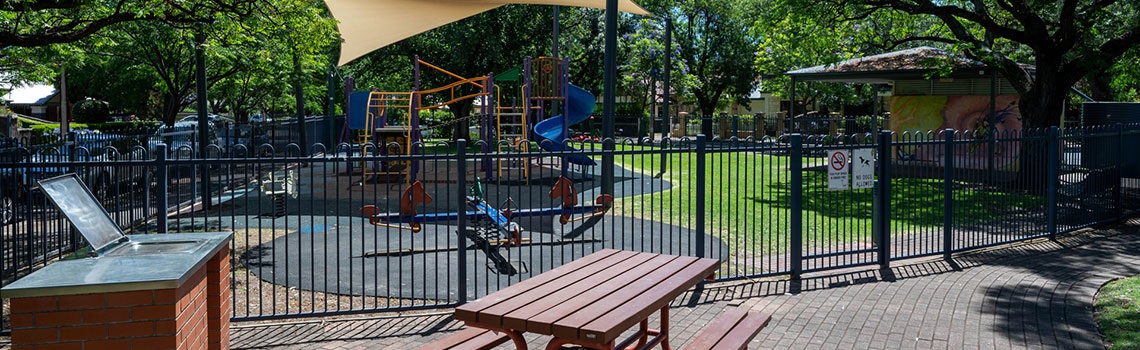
[228,218,1140,349]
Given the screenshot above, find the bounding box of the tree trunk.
[161,92,181,126]
[450,100,474,143]
[695,91,716,137]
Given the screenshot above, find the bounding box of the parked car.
[0,142,150,224]
[149,122,223,159]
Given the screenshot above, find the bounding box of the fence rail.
[1,121,1138,322]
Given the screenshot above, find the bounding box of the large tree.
[671,0,761,132]
[824,0,1140,127]
[0,0,255,49]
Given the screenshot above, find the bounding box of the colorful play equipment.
[342,56,494,184]
[494,57,598,179]
[349,56,611,275]
[359,176,611,275]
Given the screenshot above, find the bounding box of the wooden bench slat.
[477,250,642,328]
[419,328,509,350]
[497,252,658,332]
[572,257,719,342]
[455,249,626,321]
[687,307,750,349]
[521,254,679,334]
[688,308,772,350]
[712,311,772,350]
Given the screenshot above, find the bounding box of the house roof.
[2,83,57,105]
[786,46,1000,83]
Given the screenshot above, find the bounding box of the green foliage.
[672,0,762,116]
[72,100,111,124]
[1097,275,1140,350]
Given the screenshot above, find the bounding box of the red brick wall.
[8,247,231,350]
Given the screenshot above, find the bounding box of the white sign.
[852,149,875,189]
[828,150,850,191]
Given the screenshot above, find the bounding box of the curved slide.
[533,84,598,166]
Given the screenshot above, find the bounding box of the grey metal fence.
[1,121,1138,322]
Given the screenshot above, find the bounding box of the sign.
[852,149,875,189]
[828,150,849,191]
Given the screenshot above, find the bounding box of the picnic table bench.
[1058,166,1118,211]
[688,306,772,350]
[420,327,510,350]
[448,249,720,350]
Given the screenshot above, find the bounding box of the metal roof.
[786,47,998,83]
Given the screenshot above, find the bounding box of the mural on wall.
[890,95,1023,171]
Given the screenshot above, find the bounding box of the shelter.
[327,0,650,66]
[787,47,1028,172]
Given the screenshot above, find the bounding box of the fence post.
[156,144,169,234]
[876,130,892,270]
[695,134,707,258]
[790,134,803,279]
[1046,126,1059,239]
[1115,124,1123,217]
[943,129,955,261]
[456,139,468,303]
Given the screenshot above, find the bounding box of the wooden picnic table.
[454,249,720,350]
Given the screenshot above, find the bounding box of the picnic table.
[454,249,720,350]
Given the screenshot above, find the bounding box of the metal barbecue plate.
[37,174,128,253]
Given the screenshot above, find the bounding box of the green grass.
[1097,276,1140,349]
[609,145,1044,254]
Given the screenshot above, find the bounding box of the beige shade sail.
[328,0,651,66]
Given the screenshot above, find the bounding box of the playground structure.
[344,56,612,275]
[342,56,598,183]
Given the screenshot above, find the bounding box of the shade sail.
[327,0,651,66]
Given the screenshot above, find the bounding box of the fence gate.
[795,135,883,274]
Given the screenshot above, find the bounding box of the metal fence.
[1,121,1138,322]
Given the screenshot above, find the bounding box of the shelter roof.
[328,0,651,66]
[786,46,1003,83]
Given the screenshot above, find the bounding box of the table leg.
[635,319,649,349]
[505,329,528,350]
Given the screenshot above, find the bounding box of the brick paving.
[224,218,1140,349]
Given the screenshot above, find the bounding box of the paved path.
[227,218,1140,349]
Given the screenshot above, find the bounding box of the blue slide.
[533,84,597,166]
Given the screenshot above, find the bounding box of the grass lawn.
[1097,275,1140,349]
[609,144,1044,254]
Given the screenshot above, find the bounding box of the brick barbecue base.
[8,246,231,350]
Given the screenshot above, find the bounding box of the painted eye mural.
[890,95,1023,172]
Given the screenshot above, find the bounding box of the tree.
[345,5,554,141]
[823,0,1140,128]
[0,0,255,49]
[671,0,762,133]
[752,0,919,114]
[50,0,338,125]
[621,18,695,115]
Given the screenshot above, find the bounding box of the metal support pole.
[789,77,797,131]
[662,17,672,143]
[695,134,707,258]
[1046,126,1059,239]
[876,130,892,269]
[293,50,308,157]
[601,0,617,196]
[194,28,211,211]
[156,144,169,233]
[790,134,803,279]
[328,64,337,148]
[1115,124,1124,216]
[943,129,955,260]
[456,139,468,303]
[553,6,560,58]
